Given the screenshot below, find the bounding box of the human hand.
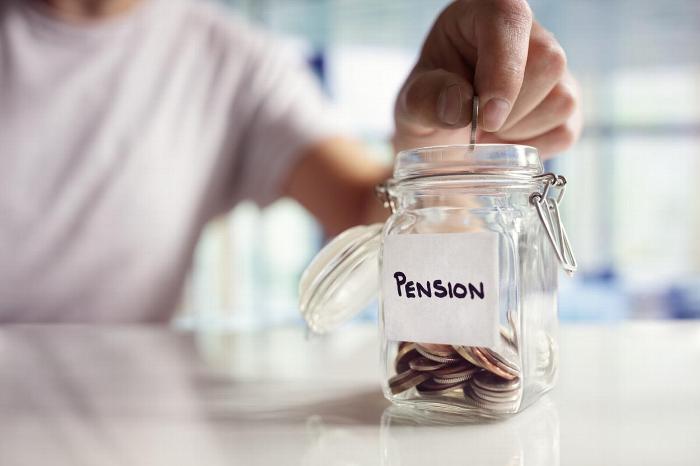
[393,0,582,158]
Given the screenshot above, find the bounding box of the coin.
[416,343,457,357]
[389,369,431,395]
[500,326,517,350]
[463,385,517,412]
[453,345,487,368]
[470,386,520,403]
[471,347,518,380]
[416,345,460,364]
[431,363,476,377]
[395,343,419,373]
[482,347,519,373]
[416,379,466,395]
[472,371,521,392]
[507,310,519,348]
[409,357,446,372]
[433,366,480,385]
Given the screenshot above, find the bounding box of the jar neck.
[389,176,544,211]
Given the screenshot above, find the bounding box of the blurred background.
[176,0,700,328]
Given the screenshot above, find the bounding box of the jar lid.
[299,223,383,334]
[393,144,542,181]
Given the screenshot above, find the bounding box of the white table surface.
[1,322,699,466]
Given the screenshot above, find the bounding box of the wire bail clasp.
[375,180,397,214]
[530,174,578,276]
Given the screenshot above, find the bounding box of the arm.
[283,137,391,236]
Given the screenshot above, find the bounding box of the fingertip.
[482,97,511,132]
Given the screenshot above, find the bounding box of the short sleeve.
[229,32,341,208]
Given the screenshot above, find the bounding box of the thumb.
[473,0,533,131]
[396,68,474,130]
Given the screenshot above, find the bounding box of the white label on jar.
[382,232,499,348]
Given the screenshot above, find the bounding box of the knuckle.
[550,83,577,119]
[531,36,567,78]
[488,0,533,27]
[557,122,577,148]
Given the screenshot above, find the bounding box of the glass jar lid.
[299,223,383,334]
[393,144,542,181]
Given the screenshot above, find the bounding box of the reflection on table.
[0,322,698,465]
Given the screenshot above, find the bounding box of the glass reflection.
[380,397,559,466]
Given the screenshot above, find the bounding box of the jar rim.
[394,144,542,181]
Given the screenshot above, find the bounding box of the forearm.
[284,137,391,236]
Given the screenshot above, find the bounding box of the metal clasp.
[375,180,397,214]
[530,173,578,276]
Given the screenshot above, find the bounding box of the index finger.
[472,0,532,131]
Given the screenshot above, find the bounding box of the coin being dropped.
[389,369,431,395]
[409,357,446,372]
[417,379,467,395]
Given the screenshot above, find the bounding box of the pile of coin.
[388,340,522,413]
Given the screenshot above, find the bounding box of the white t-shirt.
[0,0,337,322]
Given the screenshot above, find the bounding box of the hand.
[393,0,582,158]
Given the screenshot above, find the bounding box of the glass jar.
[299,144,576,419]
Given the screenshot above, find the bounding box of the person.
[0,0,581,322]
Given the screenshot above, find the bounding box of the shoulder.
[158,0,276,62]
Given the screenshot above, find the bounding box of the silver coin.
[507,310,519,348]
[470,95,479,145]
[416,345,460,364]
[416,343,458,357]
[433,373,477,385]
[453,345,488,369]
[432,366,480,385]
[472,371,521,392]
[464,385,518,412]
[471,347,519,380]
[500,326,517,350]
[470,385,521,403]
[482,347,520,374]
[417,379,466,395]
[409,357,446,372]
[432,362,475,376]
